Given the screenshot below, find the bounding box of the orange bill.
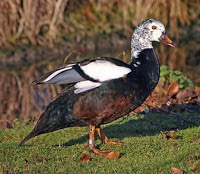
[159,33,176,47]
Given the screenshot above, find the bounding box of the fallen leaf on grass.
[105,151,120,159]
[134,104,150,113]
[80,154,91,162]
[176,90,195,101]
[173,142,179,148]
[194,87,200,96]
[191,159,200,173]
[171,167,184,174]
[168,82,179,96]
[155,84,167,95]
[193,135,200,142]
[161,131,178,141]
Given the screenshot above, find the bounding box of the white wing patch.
[43,65,73,82]
[40,59,131,94]
[80,60,131,82]
[74,81,101,94]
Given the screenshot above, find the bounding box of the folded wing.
[33,57,132,93]
[33,65,84,85]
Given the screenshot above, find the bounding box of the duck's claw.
[95,126,125,146]
[89,146,120,159]
[105,139,125,146]
[89,146,112,155]
[88,125,121,158]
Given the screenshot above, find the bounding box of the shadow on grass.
[58,111,200,147]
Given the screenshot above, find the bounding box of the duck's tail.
[19,114,65,146]
[19,129,39,146]
[19,108,62,146]
[19,86,78,146]
[19,119,64,146]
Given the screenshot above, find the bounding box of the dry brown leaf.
[134,104,150,113]
[194,87,200,96]
[80,154,91,162]
[161,131,178,141]
[105,151,120,159]
[173,142,179,148]
[155,84,167,95]
[193,135,200,142]
[191,159,200,173]
[168,82,179,96]
[176,90,194,101]
[171,167,184,174]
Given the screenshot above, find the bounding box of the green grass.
[0,113,200,174]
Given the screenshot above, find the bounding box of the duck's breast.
[71,77,148,126]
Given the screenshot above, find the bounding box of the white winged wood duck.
[19,19,176,155]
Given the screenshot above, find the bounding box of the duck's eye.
[152,25,157,30]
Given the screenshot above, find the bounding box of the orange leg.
[88,125,112,155]
[95,126,125,146]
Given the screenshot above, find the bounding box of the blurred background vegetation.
[0,0,200,122]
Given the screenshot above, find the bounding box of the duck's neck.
[131,31,153,59]
[130,34,154,70]
[130,47,160,92]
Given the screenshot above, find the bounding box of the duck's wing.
[32,63,83,85]
[33,57,132,93]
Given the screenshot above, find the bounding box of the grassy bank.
[1,114,200,173]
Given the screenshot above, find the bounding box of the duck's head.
[131,19,176,58]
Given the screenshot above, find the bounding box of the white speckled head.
[138,19,165,42]
[131,19,166,59]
